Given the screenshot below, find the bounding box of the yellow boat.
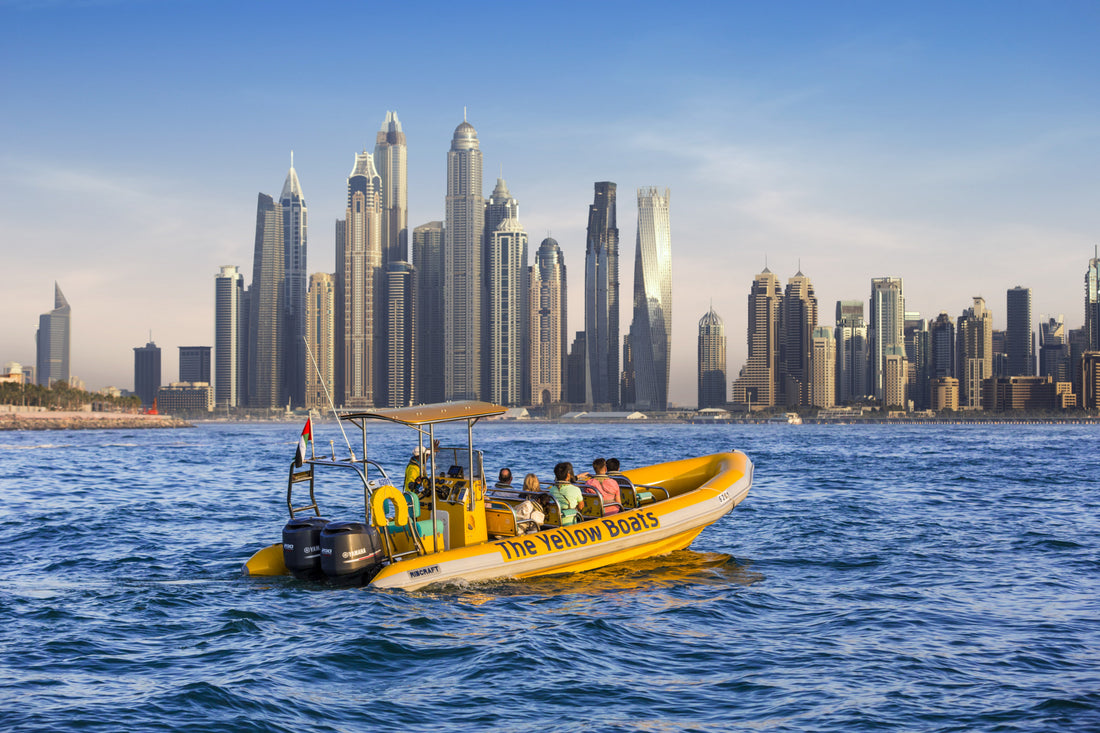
[243,401,753,591]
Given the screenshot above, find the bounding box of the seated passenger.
[606,457,622,475]
[549,462,583,525]
[521,472,541,494]
[495,468,513,490]
[584,458,622,515]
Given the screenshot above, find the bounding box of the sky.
[2,0,1098,405]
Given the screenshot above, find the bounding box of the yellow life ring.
[371,484,409,528]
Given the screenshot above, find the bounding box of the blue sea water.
[1,421,1098,732]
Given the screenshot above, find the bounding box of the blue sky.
[2,0,1098,404]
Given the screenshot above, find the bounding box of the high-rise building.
[413,221,445,404]
[1086,250,1100,350]
[779,270,817,407]
[134,341,161,408]
[1038,314,1069,383]
[35,282,70,387]
[584,182,620,408]
[280,156,308,408]
[486,215,527,406]
[956,296,993,409]
[567,331,588,405]
[1006,286,1034,377]
[248,193,285,409]
[629,188,672,411]
[697,307,726,409]
[929,312,955,379]
[884,353,908,409]
[339,151,384,409]
[384,262,416,408]
[375,111,408,265]
[835,300,869,404]
[991,329,1009,378]
[530,237,567,406]
[1068,326,1089,401]
[444,117,484,401]
[869,277,905,403]
[179,346,211,384]
[484,179,527,404]
[214,265,244,408]
[1082,351,1100,410]
[810,325,835,409]
[904,313,930,410]
[732,268,781,408]
[620,333,635,408]
[304,272,335,411]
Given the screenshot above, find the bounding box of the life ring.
[371,484,408,528]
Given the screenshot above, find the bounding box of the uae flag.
[294,418,313,467]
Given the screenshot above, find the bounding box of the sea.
[1,421,1098,732]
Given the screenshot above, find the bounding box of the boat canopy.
[340,400,507,428]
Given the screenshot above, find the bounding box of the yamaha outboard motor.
[282,516,329,579]
[320,521,385,583]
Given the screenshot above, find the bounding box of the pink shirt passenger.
[585,475,622,515]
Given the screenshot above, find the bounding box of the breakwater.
[0,410,191,430]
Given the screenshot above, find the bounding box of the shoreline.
[0,411,193,431]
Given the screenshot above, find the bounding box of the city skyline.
[3,2,1098,403]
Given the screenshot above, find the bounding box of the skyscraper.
[304,272,335,411]
[414,221,445,404]
[811,326,836,409]
[697,307,726,409]
[1086,249,1100,350]
[835,300,869,404]
[35,282,70,387]
[530,237,567,406]
[904,313,930,410]
[483,178,527,404]
[486,215,527,405]
[1038,314,1068,384]
[248,193,285,409]
[1006,286,1034,377]
[214,265,244,408]
[384,262,416,408]
[567,331,587,404]
[956,296,993,409]
[869,277,905,403]
[280,156,308,408]
[375,111,408,265]
[629,187,672,411]
[134,341,161,408]
[779,270,817,407]
[929,312,955,379]
[179,346,211,383]
[444,117,484,401]
[732,268,781,408]
[339,151,384,409]
[584,182,620,408]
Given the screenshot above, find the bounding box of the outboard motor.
[282,516,329,579]
[320,521,385,583]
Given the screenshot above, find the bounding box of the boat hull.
[369,451,752,591]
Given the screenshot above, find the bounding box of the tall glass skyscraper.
[1006,286,1034,377]
[835,300,869,404]
[133,341,161,408]
[375,111,408,265]
[304,272,335,411]
[697,307,726,409]
[486,214,527,405]
[248,193,285,409]
[629,187,672,411]
[869,277,905,403]
[484,178,524,402]
[1086,250,1100,351]
[584,182,620,408]
[214,265,244,408]
[444,118,484,401]
[339,152,384,409]
[414,221,445,404]
[779,270,817,407]
[732,268,781,408]
[35,282,70,387]
[280,157,307,408]
[956,296,993,409]
[384,262,416,408]
[530,237,567,406]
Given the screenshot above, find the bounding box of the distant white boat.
[767,412,803,425]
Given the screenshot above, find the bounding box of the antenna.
[290,150,294,169]
[464,106,467,122]
[303,336,353,460]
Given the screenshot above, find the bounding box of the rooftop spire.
[281,152,303,200]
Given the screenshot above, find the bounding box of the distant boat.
[767,412,802,425]
[243,400,754,591]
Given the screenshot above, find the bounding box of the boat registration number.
[717,490,731,503]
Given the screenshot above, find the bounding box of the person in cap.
[404,443,437,494]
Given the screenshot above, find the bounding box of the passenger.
[584,457,622,515]
[521,472,541,494]
[549,461,584,525]
[606,457,622,475]
[494,468,513,490]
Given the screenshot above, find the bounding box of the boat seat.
[385,491,445,538]
[613,475,653,507]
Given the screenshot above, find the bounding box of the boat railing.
[286,456,394,522]
[610,474,669,505]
